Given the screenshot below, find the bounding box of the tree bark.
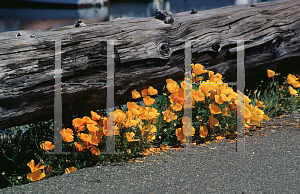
[1,0,300,131]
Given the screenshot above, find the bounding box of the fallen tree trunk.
[1,0,300,131]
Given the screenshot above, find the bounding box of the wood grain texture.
[1,0,300,131]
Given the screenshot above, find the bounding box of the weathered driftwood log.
[1,0,300,131]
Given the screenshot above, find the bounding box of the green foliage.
[1,70,299,190]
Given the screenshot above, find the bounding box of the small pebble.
[191,9,198,14]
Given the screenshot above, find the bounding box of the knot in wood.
[212,42,220,52]
[154,9,174,24]
[157,42,171,57]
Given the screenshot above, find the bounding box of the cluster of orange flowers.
[26,158,77,181]
[267,69,300,95]
[28,64,299,182]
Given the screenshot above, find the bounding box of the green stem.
[1,148,16,165]
[1,174,14,187]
